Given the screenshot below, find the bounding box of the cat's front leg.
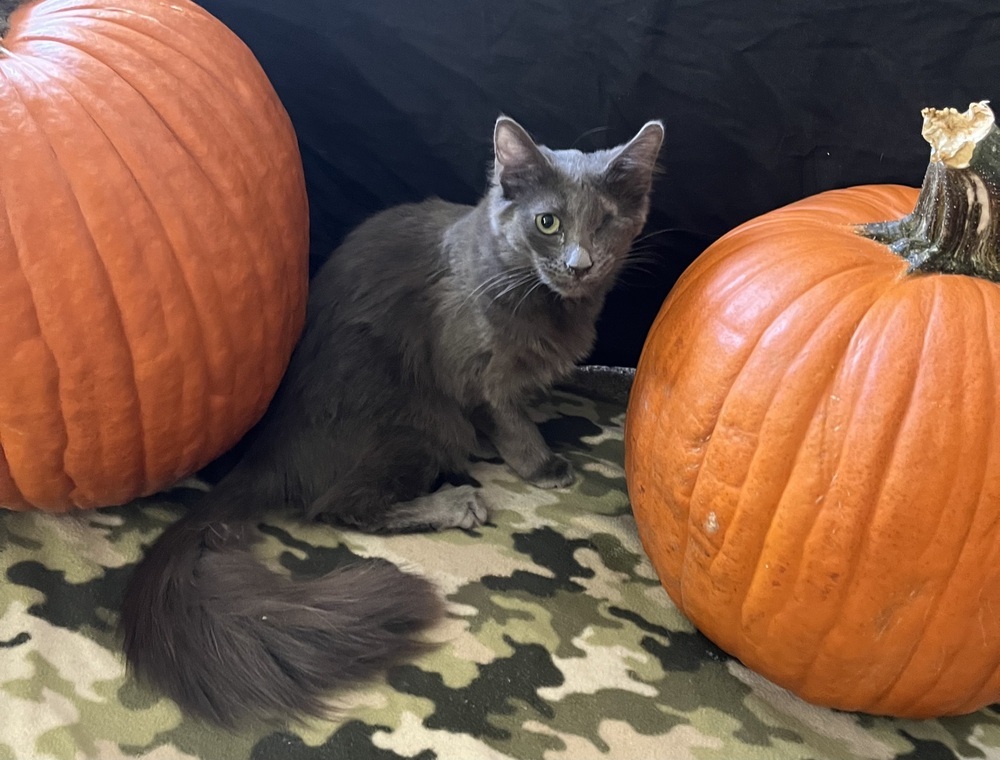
[470,429,500,460]
[476,403,575,488]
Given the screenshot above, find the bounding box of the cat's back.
[316,198,469,295]
[279,197,474,424]
[300,197,473,382]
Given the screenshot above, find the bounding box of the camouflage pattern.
[2,368,999,760]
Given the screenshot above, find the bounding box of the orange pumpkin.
[625,102,1000,718]
[0,0,309,511]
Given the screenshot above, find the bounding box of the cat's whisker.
[463,276,505,304]
[473,265,534,293]
[621,266,659,279]
[630,226,702,246]
[459,267,534,308]
[570,125,610,149]
[622,262,665,278]
[491,272,538,302]
[491,272,537,299]
[625,252,665,267]
[626,243,671,261]
[427,265,453,282]
[476,268,534,294]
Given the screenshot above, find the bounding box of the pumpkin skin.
[0,0,309,510]
[625,183,1000,718]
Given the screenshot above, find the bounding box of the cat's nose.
[565,246,593,274]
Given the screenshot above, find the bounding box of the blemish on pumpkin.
[704,511,719,534]
[873,607,898,640]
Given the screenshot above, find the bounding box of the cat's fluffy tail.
[119,488,443,726]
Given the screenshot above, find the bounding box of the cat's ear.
[493,116,551,196]
[603,120,664,206]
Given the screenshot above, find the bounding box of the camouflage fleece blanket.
[2,367,999,760]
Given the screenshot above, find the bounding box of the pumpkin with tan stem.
[625,101,1000,718]
[0,0,309,511]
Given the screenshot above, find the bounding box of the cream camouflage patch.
[1,370,999,760]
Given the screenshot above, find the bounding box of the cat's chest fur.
[431,201,605,408]
[436,288,597,407]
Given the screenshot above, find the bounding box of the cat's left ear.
[493,116,552,196]
[603,120,665,205]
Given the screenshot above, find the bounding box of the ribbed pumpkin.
[0,0,309,511]
[625,102,1000,718]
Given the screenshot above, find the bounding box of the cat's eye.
[535,213,561,235]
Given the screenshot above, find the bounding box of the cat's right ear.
[493,116,550,196]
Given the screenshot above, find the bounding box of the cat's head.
[487,116,663,300]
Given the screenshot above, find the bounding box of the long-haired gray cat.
[120,116,664,725]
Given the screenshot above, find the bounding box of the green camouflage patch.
[1,368,999,760]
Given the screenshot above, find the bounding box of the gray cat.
[120,116,664,726]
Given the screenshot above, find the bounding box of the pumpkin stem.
[859,101,1000,282]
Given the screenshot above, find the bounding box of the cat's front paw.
[523,454,575,489]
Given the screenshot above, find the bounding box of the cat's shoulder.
[347,198,471,243]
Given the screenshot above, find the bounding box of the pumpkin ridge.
[631,248,798,561]
[799,286,939,692]
[70,15,289,409]
[723,271,888,657]
[733,352,841,633]
[82,8,307,460]
[684,263,881,636]
[64,3,307,456]
[47,24,274,380]
[968,583,1000,714]
[971,413,1000,710]
[733,274,925,691]
[660,245,864,428]
[3,62,129,506]
[24,49,221,494]
[693,261,883,530]
[42,22,273,404]
[79,4,289,150]
[880,520,987,713]
[13,50,173,491]
[9,20,262,494]
[0,139,73,508]
[1,0,307,510]
[637,220,808,347]
[875,283,997,714]
[24,52,217,476]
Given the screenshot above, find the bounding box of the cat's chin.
[540,274,600,301]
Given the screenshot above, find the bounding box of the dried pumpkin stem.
[859,101,1000,282]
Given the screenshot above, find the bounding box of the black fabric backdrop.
[198,0,999,367]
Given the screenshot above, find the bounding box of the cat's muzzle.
[564,245,593,274]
